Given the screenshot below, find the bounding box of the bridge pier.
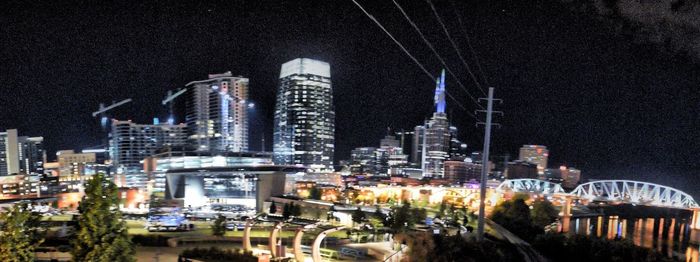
[692,209,700,230]
[559,196,572,233]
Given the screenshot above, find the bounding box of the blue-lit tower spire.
[434,69,446,113]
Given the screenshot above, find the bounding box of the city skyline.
[2,0,700,197]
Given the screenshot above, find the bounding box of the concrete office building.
[519,145,549,174]
[18,136,45,176]
[186,72,250,152]
[0,129,20,176]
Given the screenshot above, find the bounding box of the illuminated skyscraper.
[273,58,334,170]
[412,70,456,178]
[518,145,549,174]
[186,72,249,152]
[0,129,19,176]
[18,136,45,175]
[0,129,44,177]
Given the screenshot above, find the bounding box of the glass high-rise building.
[186,72,249,152]
[18,136,45,176]
[110,120,187,188]
[0,129,44,177]
[273,58,334,170]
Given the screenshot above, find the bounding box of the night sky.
[1,1,699,196]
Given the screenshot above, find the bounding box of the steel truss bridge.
[496,179,699,209]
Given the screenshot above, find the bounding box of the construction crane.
[162,88,187,125]
[92,98,133,129]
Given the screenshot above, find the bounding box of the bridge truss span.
[496,179,566,195]
[571,180,698,209]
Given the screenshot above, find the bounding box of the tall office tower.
[273,58,334,170]
[377,131,408,174]
[448,127,468,161]
[412,70,457,178]
[186,72,249,152]
[18,136,45,175]
[0,129,19,176]
[110,120,187,188]
[518,145,549,174]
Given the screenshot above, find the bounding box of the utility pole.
[476,87,501,241]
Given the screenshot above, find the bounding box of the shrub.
[131,235,171,247]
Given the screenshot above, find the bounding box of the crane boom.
[162,88,187,105]
[92,98,133,117]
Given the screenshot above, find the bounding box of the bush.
[532,233,676,262]
[394,232,520,262]
[181,247,256,262]
[131,235,171,247]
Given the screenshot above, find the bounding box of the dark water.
[571,216,699,261]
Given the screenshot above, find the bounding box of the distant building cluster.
[0,58,336,212]
[0,58,582,212]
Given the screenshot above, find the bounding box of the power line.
[349,0,475,118]
[350,0,434,82]
[391,0,483,109]
[425,0,487,96]
[449,0,490,87]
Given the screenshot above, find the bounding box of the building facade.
[0,129,20,176]
[18,136,45,176]
[273,58,334,170]
[1,129,44,178]
[412,70,464,178]
[110,120,187,188]
[518,145,548,174]
[186,72,250,152]
[506,160,539,179]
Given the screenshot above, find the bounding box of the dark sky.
[1,1,699,196]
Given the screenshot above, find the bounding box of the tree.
[291,202,302,217]
[0,203,44,262]
[282,203,291,219]
[327,205,336,221]
[390,202,413,232]
[373,205,386,223]
[352,207,366,226]
[212,215,227,237]
[410,208,427,224]
[72,173,135,262]
[284,202,301,218]
[309,186,322,200]
[490,198,536,241]
[531,199,559,229]
[394,232,434,262]
[448,204,456,219]
[269,202,277,214]
[438,201,447,217]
